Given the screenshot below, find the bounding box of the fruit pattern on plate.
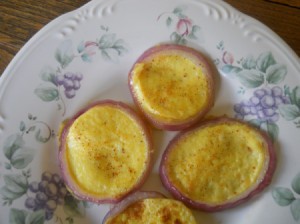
[34,27,128,116]
[215,41,300,141]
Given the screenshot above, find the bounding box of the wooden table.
[0,0,299,75]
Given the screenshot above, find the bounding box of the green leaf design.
[284,86,300,106]
[81,53,92,62]
[28,114,37,121]
[5,162,12,169]
[170,32,182,44]
[292,86,300,108]
[98,33,116,49]
[172,6,185,17]
[0,186,25,201]
[112,39,128,56]
[10,147,34,169]
[241,55,256,70]
[221,65,242,76]
[279,104,300,121]
[55,40,74,68]
[285,85,296,98]
[236,69,264,88]
[19,121,26,132]
[34,87,59,102]
[35,128,51,143]
[3,134,24,160]
[64,195,86,217]
[101,49,115,61]
[292,173,300,195]
[22,169,31,178]
[266,64,287,84]
[27,126,36,133]
[3,174,28,194]
[216,41,224,50]
[39,66,57,85]
[256,51,276,73]
[166,17,172,26]
[25,210,45,224]
[178,38,187,45]
[77,40,85,53]
[260,121,279,141]
[248,119,263,128]
[9,208,28,224]
[0,174,28,202]
[100,25,109,31]
[188,25,202,40]
[291,199,300,221]
[272,187,295,206]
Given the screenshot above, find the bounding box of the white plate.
[1,0,300,223]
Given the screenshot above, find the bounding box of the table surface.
[0,0,299,75]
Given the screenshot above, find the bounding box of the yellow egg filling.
[131,53,210,123]
[105,198,197,224]
[65,105,149,198]
[166,121,268,204]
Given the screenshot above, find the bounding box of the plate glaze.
[0,0,300,223]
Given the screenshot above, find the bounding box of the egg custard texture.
[160,117,276,211]
[59,101,152,203]
[132,54,208,121]
[105,198,197,224]
[129,44,214,130]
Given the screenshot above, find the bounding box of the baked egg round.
[160,117,276,211]
[103,191,197,224]
[128,44,215,130]
[59,100,153,203]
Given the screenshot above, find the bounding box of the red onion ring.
[159,116,276,212]
[102,191,165,224]
[58,100,153,204]
[128,44,215,131]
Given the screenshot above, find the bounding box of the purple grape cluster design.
[55,72,83,99]
[25,172,68,220]
[234,86,290,122]
[1,25,127,224]
[216,41,300,140]
[1,170,88,223]
[0,115,88,223]
[34,26,127,116]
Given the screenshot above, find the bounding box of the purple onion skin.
[128,44,215,131]
[58,100,153,204]
[159,116,276,212]
[102,191,165,224]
